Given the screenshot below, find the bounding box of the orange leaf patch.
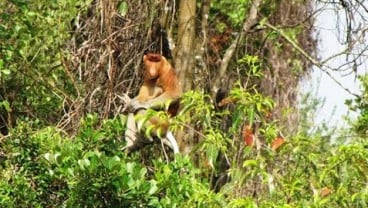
[242,124,254,147]
[271,137,285,151]
[218,97,235,107]
[320,187,332,197]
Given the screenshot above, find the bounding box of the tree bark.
[175,0,196,91]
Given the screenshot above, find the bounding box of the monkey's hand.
[128,99,149,112]
[120,94,140,113]
[132,96,177,113]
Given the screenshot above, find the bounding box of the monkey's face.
[143,54,164,80]
[144,64,160,80]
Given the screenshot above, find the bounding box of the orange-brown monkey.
[133,54,163,103]
[129,53,182,112]
[124,53,181,153]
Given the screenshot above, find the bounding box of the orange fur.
[128,53,181,138]
[132,53,182,111]
[136,54,162,102]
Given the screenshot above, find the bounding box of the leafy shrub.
[0,0,90,126]
[0,114,224,207]
[2,86,368,207]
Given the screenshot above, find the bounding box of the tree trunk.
[175,0,196,91]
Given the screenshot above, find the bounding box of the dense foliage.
[2,88,368,207]
[0,115,224,207]
[1,0,368,207]
[0,0,89,130]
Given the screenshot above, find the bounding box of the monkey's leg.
[122,113,139,152]
[123,111,155,153]
[129,109,179,154]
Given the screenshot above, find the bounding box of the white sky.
[303,3,367,127]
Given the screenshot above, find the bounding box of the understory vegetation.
[2,88,368,207]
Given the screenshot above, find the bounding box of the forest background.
[1,0,368,207]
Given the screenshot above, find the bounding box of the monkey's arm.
[130,91,181,111]
[132,85,162,103]
[125,85,163,113]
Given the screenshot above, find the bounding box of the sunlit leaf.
[148,180,158,195]
[243,159,258,167]
[118,1,128,16]
[1,69,10,75]
[44,152,52,162]
[0,101,10,112]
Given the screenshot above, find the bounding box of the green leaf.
[118,1,128,16]
[44,152,52,162]
[1,69,10,75]
[127,162,134,173]
[78,158,91,170]
[248,108,255,124]
[243,159,258,168]
[67,168,75,176]
[148,180,158,195]
[0,101,11,112]
[206,144,219,169]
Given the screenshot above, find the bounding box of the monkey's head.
[143,53,170,80]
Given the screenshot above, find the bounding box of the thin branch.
[264,21,360,97]
[264,22,321,68]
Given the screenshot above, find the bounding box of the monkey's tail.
[166,131,179,154]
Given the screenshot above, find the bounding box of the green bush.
[2,87,368,207]
[0,0,90,126]
[0,114,224,207]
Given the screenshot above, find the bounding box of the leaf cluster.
[0,115,225,207]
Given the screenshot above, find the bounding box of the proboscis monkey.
[133,54,163,103]
[124,53,182,153]
[129,53,182,112]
